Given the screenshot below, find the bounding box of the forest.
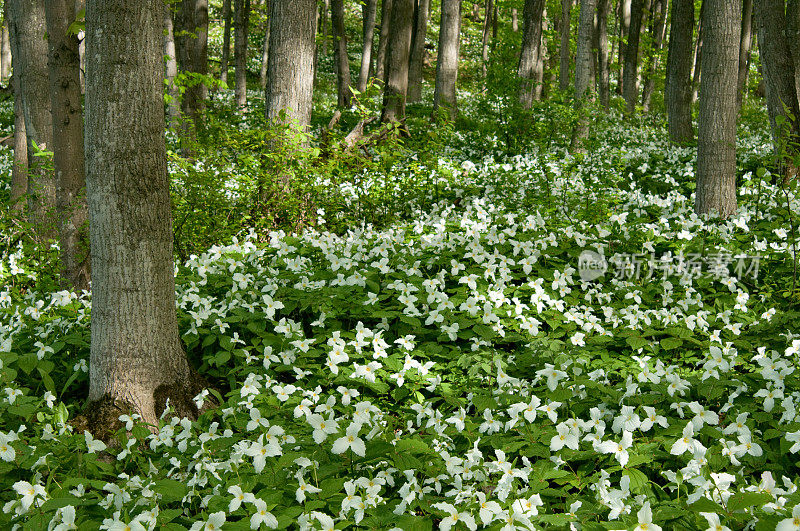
[1,0,799,529]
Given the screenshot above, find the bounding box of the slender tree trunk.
[518,0,546,109]
[755,0,800,164]
[45,0,90,291]
[0,18,10,83]
[597,0,611,108]
[512,7,519,31]
[10,67,27,214]
[331,0,351,107]
[736,0,753,109]
[381,0,413,125]
[534,8,547,99]
[665,0,694,143]
[407,0,430,101]
[220,0,231,85]
[558,0,571,91]
[691,3,703,103]
[260,0,271,89]
[695,0,740,218]
[571,0,597,151]
[234,0,250,109]
[622,0,644,113]
[358,0,378,92]
[164,3,182,127]
[616,0,631,95]
[321,0,329,56]
[85,0,206,430]
[481,0,493,77]
[8,0,56,239]
[265,0,316,130]
[641,0,667,111]
[434,0,460,119]
[375,0,393,83]
[175,0,209,131]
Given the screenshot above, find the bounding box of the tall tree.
[622,0,644,113]
[695,0,740,218]
[736,0,753,109]
[571,0,597,151]
[665,0,694,144]
[259,1,271,89]
[84,0,206,428]
[234,0,250,109]
[558,0,570,91]
[616,0,631,94]
[357,0,378,92]
[407,0,431,101]
[45,0,90,290]
[331,0,351,107]
[9,39,26,214]
[596,0,611,109]
[381,0,413,125]
[434,0,461,119]
[220,0,232,85]
[265,0,316,130]
[480,0,493,77]
[8,0,55,238]
[788,0,800,99]
[0,15,10,82]
[755,0,800,165]
[175,0,209,130]
[164,2,182,127]
[690,2,703,103]
[375,0,393,82]
[641,0,667,111]
[517,0,546,109]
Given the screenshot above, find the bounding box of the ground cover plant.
[2,84,800,530]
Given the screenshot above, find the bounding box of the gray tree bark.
[616,0,631,95]
[175,0,208,131]
[45,0,90,291]
[695,0,740,218]
[787,0,800,102]
[571,0,597,152]
[234,0,250,109]
[6,2,26,214]
[8,0,56,239]
[0,17,10,82]
[331,0,351,107]
[265,0,316,130]
[381,0,413,125]
[665,0,694,143]
[596,0,611,109]
[259,0,271,89]
[220,0,231,85]
[517,0,545,108]
[407,0,430,101]
[434,0,460,119]
[641,0,667,112]
[558,0,571,91]
[512,7,518,31]
[164,3,182,127]
[736,0,753,109]
[480,0,493,77]
[375,0,393,83]
[357,0,378,92]
[622,0,644,113]
[85,0,204,428]
[321,0,329,56]
[691,3,703,103]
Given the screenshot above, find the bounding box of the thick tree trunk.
[260,0,271,89]
[85,0,204,429]
[407,0,430,101]
[175,0,208,131]
[558,0,570,91]
[533,8,547,100]
[695,0,740,218]
[596,0,611,109]
[381,0,413,125]
[480,0,493,77]
[755,0,800,162]
[616,0,631,95]
[45,0,90,291]
[331,0,351,107]
[357,0,378,92]
[220,0,231,85]
[622,0,644,113]
[8,0,56,239]
[736,0,753,109]
[571,0,597,151]
[434,0,460,119]
[10,73,27,214]
[640,0,667,111]
[518,0,546,109]
[375,0,393,83]
[265,0,316,130]
[788,0,800,102]
[164,4,182,127]
[234,0,250,109]
[665,0,694,144]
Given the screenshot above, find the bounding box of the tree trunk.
[8,0,56,239]
[164,3,182,127]
[321,0,329,56]
[10,67,27,214]
[0,17,10,83]
[665,0,694,143]
[381,0,413,125]
[787,0,800,102]
[695,0,740,218]
[616,0,631,95]
[736,0,753,109]
[571,0,597,151]
[690,2,703,103]
[534,7,547,99]
[640,0,667,111]
[755,0,800,163]
[175,0,208,131]
[357,0,378,92]
[558,0,570,91]
[375,0,393,83]
[265,0,316,130]
[84,0,205,430]
[596,0,611,109]
[220,0,231,85]
[518,0,546,109]
[512,8,519,31]
[331,0,351,107]
[407,0,430,101]
[45,0,90,291]
[260,0,271,89]
[480,0,493,77]
[234,0,250,109]
[433,0,460,119]
[622,0,643,113]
